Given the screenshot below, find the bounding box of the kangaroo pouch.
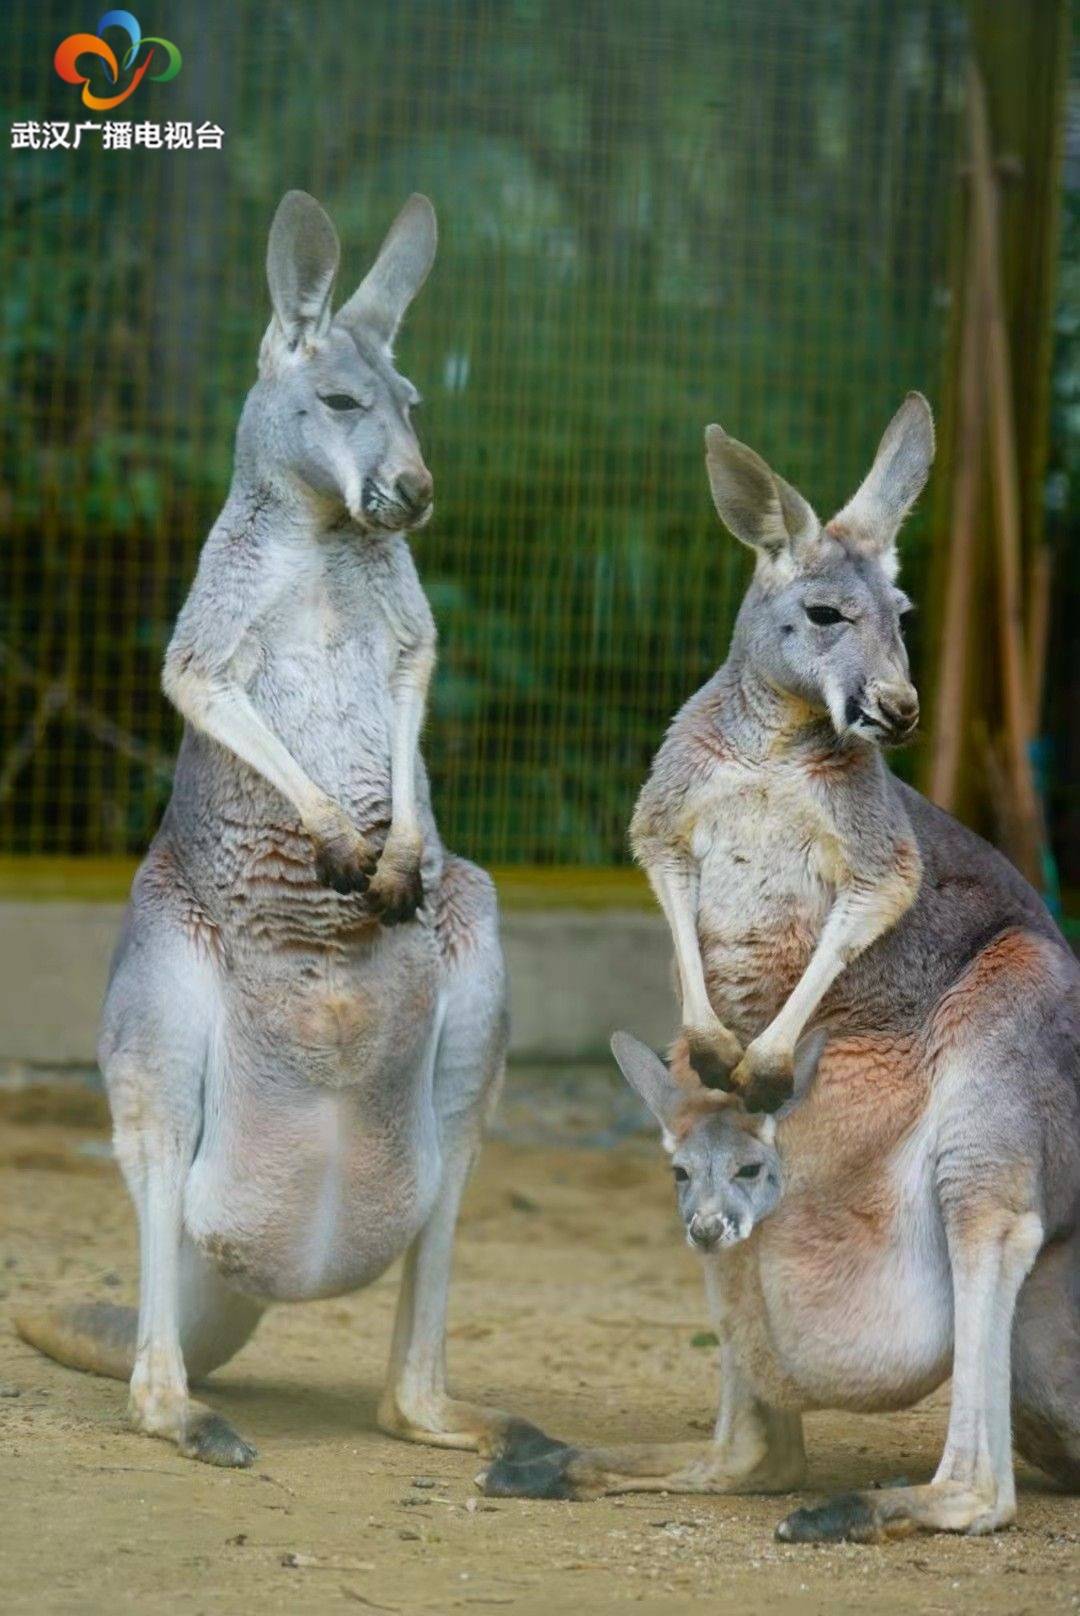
[183,937,443,1302]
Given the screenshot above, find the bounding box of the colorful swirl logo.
[54,10,182,110]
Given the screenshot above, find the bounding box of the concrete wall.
[0,901,674,1067]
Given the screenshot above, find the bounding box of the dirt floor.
[2,1067,1078,1616]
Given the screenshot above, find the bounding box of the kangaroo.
[482,399,1080,1538]
[16,191,511,1468]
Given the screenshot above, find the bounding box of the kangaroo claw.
[684,1027,744,1092]
[311,817,379,895]
[366,845,424,924]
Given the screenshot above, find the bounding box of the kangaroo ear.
[265,191,340,353]
[335,193,437,348]
[828,393,935,570]
[705,425,819,571]
[610,1032,684,1131]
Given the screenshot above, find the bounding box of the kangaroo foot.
[131,1377,256,1469]
[776,1479,1009,1544]
[481,1420,583,1499]
[179,1406,258,1468]
[377,1388,510,1455]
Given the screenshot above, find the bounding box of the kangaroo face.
[250,325,432,534]
[609,1031,783,1252]
[742,548,917,746]
[704,393,934,748]
[243,190,437,533]
[670,1110,783,1250]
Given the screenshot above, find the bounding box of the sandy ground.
[2,1068,1078,1616]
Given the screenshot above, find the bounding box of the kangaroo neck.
[218,459,364,551]
[715,645,854,768]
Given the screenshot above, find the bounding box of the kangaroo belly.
[759,1214,952,1410]
[184,977,442,1302]
[743,1118,953,1411]
[186,1084,439,1302]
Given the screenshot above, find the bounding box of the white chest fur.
[689,759,843,1033]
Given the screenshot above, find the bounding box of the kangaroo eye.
[320,393,363,412]
[805,605,847,627]
[735,1163,762,1180]
[673,1165,690,1184]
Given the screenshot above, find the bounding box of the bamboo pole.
[1025,545,1052,731]
[928,215,986,810]
[964,60,1044,886]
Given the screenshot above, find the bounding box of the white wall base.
[0,901,675,1066]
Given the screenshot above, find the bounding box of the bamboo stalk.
[928,209,986,810]
[965,59,1044,886]
[1025,544,1052,730]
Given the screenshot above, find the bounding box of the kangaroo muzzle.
[851,679,919,743]
[361,462,434,530]
[687,1208,747,1250]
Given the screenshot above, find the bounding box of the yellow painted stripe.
[0,856,656,911]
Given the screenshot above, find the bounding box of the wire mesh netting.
[4,0,971,865]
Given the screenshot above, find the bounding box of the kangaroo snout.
[851,679,919,743]
[361,463,433,530]
[687,1210,743,1250]
[872,680,919,739]
[394,466,434,515]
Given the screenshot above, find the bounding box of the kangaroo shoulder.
[631,681,735,852]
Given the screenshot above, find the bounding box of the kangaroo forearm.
[649,863,734,1040]
[386,644,434,847]
[165,667,331,829]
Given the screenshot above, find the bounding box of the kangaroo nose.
[880,685,919,733]
[688,1214,719,1250]
[395,468,433,514]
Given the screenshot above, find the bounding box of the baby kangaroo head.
[611,1032,782,1252]
[244,189,437,533]
[705,394,935,747]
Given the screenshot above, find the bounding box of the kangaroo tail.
[14,1301,136,1382]
[1014,1409,1080,1491]
[1012,1234,1080,1491]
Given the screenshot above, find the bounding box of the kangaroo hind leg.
[103,896,262,1465]
[778,1201,1043,1541]
[377,860,511,1455]
[483,1265,806,1500]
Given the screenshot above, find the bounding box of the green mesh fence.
[3,0,973,865]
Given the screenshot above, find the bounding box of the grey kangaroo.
[484,397,1080,1539]
[17,191,510,1468]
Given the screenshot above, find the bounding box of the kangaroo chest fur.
[176,531,433,845]
[690,755,843,1038]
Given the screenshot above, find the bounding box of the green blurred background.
[2,0,1075,889]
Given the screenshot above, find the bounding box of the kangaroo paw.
[366,846,424,925]
[683,1027,744,1092]
[313,824,378,895]
[730,1047,794,1113]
